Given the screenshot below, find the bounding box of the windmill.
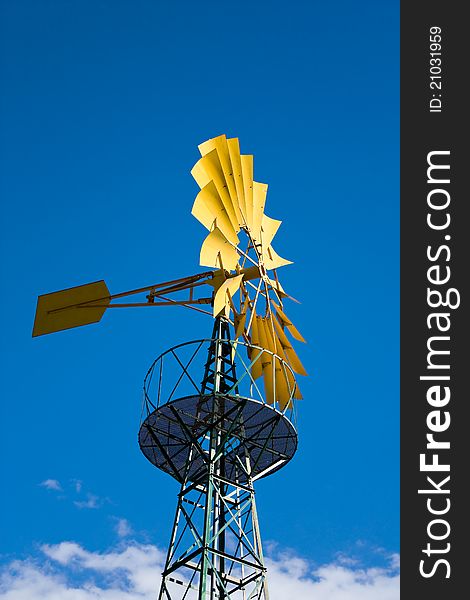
[33,134,307,599]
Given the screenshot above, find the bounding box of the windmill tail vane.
[33,135,308,599]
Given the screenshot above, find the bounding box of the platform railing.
[141,339,298,424]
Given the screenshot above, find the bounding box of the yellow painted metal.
[192,137,292,280]
[273,302,306,343]
[271,315,294,351]
[213,274,244,317]
[234,296,249,339]
[240,154,254,229]
[227,138,246,222]
[206,267,260,293]
[275,358,293,410]
[234,311,247,339]
[197,135,222,156]
[191,181,239,245]
[265,317,288,363]
[260,318,287,407]
[262,364,275,406]
[249,313,263,381]
[257,316,275,405]
[271,316,306,377]
[260,316,278,354]
[254,311,307,379]
[240,265,261,282]
[207,269,227,291]
[263,245,293,271]
[267,277,288,298]
[268,328,302,401]
[32,280,110,337]
[285,347,307,376]
[260,214,282,248]
[199,135,243,227]
[251,182,268,241]
[192,151,239,232]
[261,316,301,407]
[190,155,211,189]
[200,228,239,271]
[275,369,292,408]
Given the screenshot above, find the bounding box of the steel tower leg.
[157,318,269,600]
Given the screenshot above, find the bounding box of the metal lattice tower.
[139,317,298,599]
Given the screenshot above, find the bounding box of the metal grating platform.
[139,393,298,483]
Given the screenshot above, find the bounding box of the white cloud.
[113,518,133,538]
[73,494,101,510]
[390,553,400,569]
[39,479,62,492]
[266,553,399,600]
[0,541,399,600]
[39,479,105,510]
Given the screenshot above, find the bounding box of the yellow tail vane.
[32,280,111,337]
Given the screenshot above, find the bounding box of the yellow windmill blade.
[195,135,255,232]
[275,366,294,409]
[263,245,293,271]
[240,154,254,229]
[200,227,239,271]
[271,314,307,376]
[227,138,247,222]
[191,150,239,232]
[251,182,268,242]
[249,311,263,381]
[280,359,303,401]
[260,215,282,247]
[261,315,304,401]
[265,277,288,299]
[256,316,275,405]
[213,274,244,318]
[273,302,306,343]
[192,181,239,245]
[234,295,249,339]
[198,135,244,226]
[259,317,293,409]
[256,314,303,407]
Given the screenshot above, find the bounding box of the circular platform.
[139,393,298,483]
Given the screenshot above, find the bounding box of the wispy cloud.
[0,540,399,599]
[71,479,83,493]
[390,553,400,569]
[39,478,107,510]
[39,479,62,492]
[113,518,133,538]
[73,494,102,510]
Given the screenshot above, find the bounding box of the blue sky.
[0,0,399,595]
